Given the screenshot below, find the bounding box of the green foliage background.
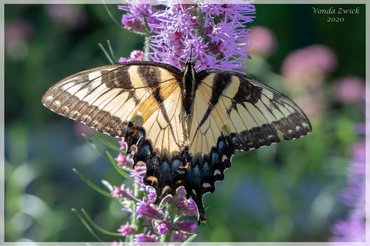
[4,4,365,242]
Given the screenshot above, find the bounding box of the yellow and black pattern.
[42,62,187,155]
[42,61,312,223]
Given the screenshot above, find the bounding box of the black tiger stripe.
[138,66,182,149]
[197,73,232,129]
[102,67,133,89]
[138,66,163,104]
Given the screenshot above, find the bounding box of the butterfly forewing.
[191,70,312,154]
[42,63,187,155]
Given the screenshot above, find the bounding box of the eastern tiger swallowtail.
[42,61,312,223]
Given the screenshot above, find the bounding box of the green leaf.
[98,43,114,64]
[72,208,103,242]
[107,40,117,62]
[106,151,132,180]
[80,208,122,237]
[181,233,197,245]
[94,131,122,152]
[72,168,111,198]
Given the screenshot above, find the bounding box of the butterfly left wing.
[42,62,187,155]
[184,70,312,220]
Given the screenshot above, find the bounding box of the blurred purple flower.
[5,19,33,45]
[175,221,197,233]
[135,231,158,242]
[281,44,337,81]
[248,26,276,57]
[334,76,365,105]
[73,122,93,138]
[111,185,140,202]
[118,4,153,33]
[155,221,170,234]
[118,223,135,236]
[44,5,87,28]
[119,50,145,63]
[146,186,157,203]
[136,202,165,220]
[119,3,255,71]
[118,137,128,151]
[172,231,187,241]
[5,19,34,60]
[114,152,133,167]
[331,215,365,242]
[330,140,365,242]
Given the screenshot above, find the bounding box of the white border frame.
[1,1,368,245]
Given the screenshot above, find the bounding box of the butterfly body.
[42,61,312,223]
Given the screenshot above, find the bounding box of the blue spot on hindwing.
[202,161,212,180]
[186,163,202,189]
[218,139,225,151]
[171,159,182,180]
[159,160,172,183]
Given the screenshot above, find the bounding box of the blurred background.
[4,4,366,242]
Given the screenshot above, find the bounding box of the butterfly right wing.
[41,62,187,155]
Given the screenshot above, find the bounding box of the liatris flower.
[334,76,366,105]
[119,1,255,71]
[281,44,337,82]
[330,140,365,242]
[119,50,145,63]
[118,223,135,236]
[109,2,256,242]
[248,26,276,57]
[105,138,198,242]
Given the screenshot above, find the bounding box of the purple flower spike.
[114,152,133,167]
[111,185,124,198]
[172,231,187,242]
[130,145,139,155]
[146,186,157,203]
[130,161,147,185]
[111,185,141,202]
[118,137,128,151]
[118,4,153,33]
[156,221,170,234]
[119,50,145,63]
[118,223,135,236]
[175,221,197,233]
[185,199,198,215]
[134,231,158,242]
[140,3,255,71]
[136,202,165,221]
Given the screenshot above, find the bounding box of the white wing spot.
[214,169,221,176]
[192,189,197,196]
[53,101,61,107]
[45,96,53,102]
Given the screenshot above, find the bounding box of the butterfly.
[42,60,312,223]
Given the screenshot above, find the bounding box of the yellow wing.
[42,63,187,155]
[189,70,312,156]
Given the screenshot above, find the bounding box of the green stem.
[161,230,172,242]
[144,36,150,61]
[129,180,139,243]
